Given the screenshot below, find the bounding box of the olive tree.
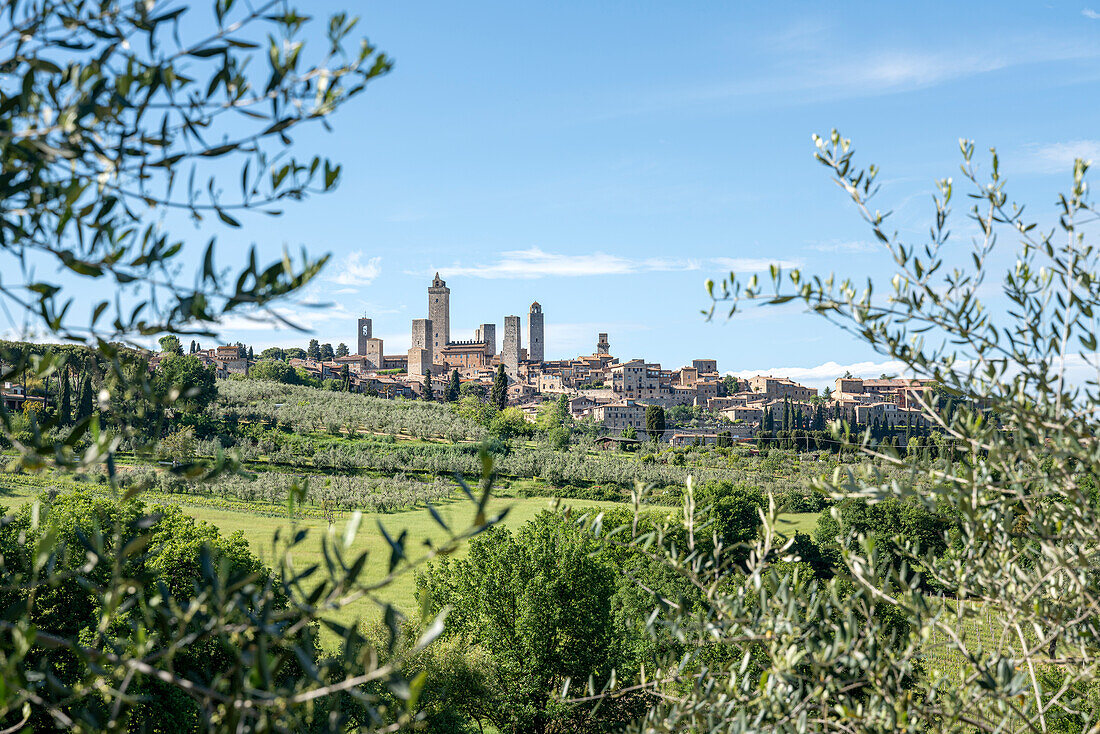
[0,3,499,731]
[604,133,1100,732]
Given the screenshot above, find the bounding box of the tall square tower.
[477,323,496,355]
[503,315,521,377]
[527,302,544,362]
[428,273,450,351]
[357,317,373,356]
[412,318,434,366]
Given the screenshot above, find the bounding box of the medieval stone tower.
[357,317,372,355]
[503,315,521,376]
[527,302,544,362]
[597,332,610,356]
[476,323,496,355]
[411,318,433,363]
[428,273,450,352]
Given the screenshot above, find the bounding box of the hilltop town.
[114,274,939,445]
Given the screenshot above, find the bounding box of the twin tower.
[357,274,544,377]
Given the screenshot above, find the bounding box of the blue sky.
[12,1,1100,387]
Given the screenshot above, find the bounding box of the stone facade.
[528,302,544,362]
[502,315,521,377]
[428,273,450,352]
[361,338,383,369]
[597,332,610,355]
[411,318,433,365]
[357,317,373,356]
[407,347,431,377]
[439,340,492,370]
[476,323,496,355]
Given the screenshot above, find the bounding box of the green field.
[0,477,819,627]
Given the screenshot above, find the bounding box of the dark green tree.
[491,365,508,410]
[248,359,300,385]
[340,365,350,391]
[259,347,287,362]
[58,370,71,426]
[645,405,666,442]
[319,342,335,361]
[417,513,621,734]
[307,339,322,361]
[336,342,350,358]
[460,381,487,400]
[445,369,461,402]
[152,355,217,414]
[158,335,184,356]
[75,374,94,424]
[422,373,434,401]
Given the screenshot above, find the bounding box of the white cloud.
[1017,140,1100,174]
[215,301,354,333]
[329,252,381,287]
[806,241,878,254]
[603,35,1100,120]
[726,359,910,391]
[710,257,802,272]
[431,247,700,279]
[1084,8,1100,19]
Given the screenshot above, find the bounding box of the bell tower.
[428,273,450,351]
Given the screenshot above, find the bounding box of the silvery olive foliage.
[0,3,500,731]
[0,0,388,470]
[615,134,1100,732]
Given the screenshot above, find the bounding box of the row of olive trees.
[217,378,488,441]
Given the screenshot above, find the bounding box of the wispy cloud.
[329,252,382,287]
[605,34,1100,119]
[1084,8,1100,19]
[430,247,700,279]
[710,257,802,272]
[1016,139,1100,174]
[726,359,909,390]
[426,249,802,280]
[806,240,878,254]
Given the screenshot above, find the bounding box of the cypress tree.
[59,370,71,425]
[445,369,460,402]
[422,373,434,401]
[491,364,507,410]
[76,374,93,423]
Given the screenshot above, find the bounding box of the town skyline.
[4,1,1100,389]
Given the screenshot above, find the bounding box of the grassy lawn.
[773,512,820,537]
[184,494,630,624]
[1,475,822,641]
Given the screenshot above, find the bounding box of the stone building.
[408,348,431,377]
[355,317,384,368]
[410,318,433,375]
[428,273,450,352]
[439,340,493,370]
[411,319,433,363]
[475,323,496,355]
[597,332,610,356]
[528,302,544,362]
[357,317,372,355]
[503,315,521,377]
[748,375,816,401]
[592,399,647,434]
